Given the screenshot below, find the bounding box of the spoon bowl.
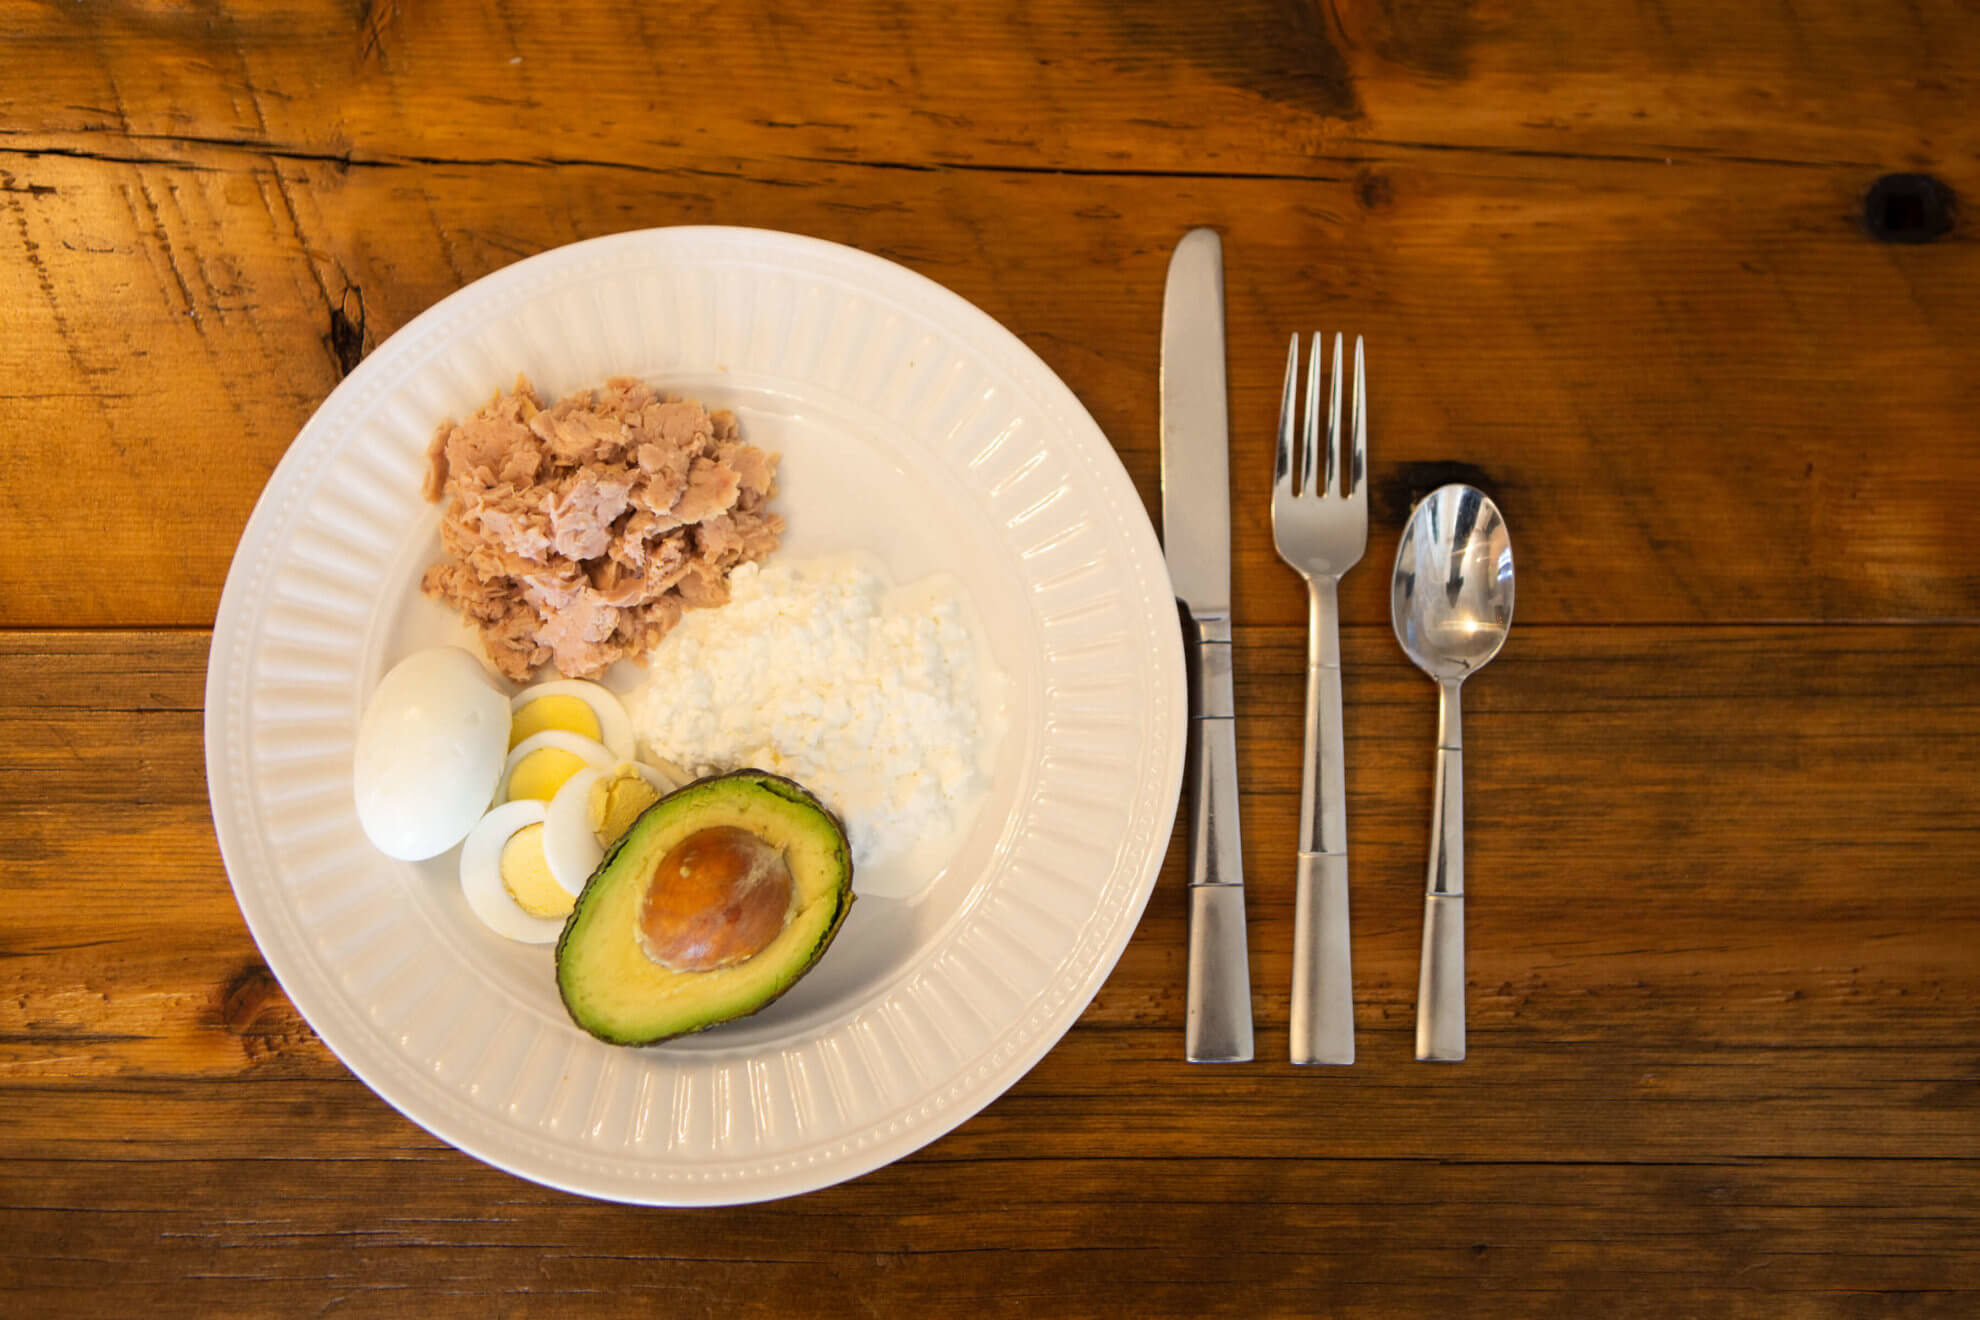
[1391,485,1514,682]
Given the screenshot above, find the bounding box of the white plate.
[205,227,1185,1205]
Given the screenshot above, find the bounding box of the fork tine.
[1275,334,1298,495]
[1350,335,1367,496]
[1326,333,1344,497]
[1301,333,1322,497]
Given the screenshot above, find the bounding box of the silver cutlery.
[1272,334,1367,1066]
[1160,228,1254,1063]
[1390,484,1514,1062]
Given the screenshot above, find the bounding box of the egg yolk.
[505,748,588,802]
[509,694,602,749]
[589,767,661,848]
[499,823,574,919]
[637,827,794,972]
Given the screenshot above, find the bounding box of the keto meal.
[351,648,679,944]
[348,370,1004,1047]
[556,770,854,1044]
[421,376,782,682]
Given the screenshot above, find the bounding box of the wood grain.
[4,0,1977,176]
[2,3,1978,627]
[5,628,1978,1311]
[4,0,1978,1313]
[4,1150,1978,1316]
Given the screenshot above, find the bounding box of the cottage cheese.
[626,555,1001,894]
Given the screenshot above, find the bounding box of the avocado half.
[555,770,855,1046]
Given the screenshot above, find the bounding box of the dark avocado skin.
[554,769,855,1046]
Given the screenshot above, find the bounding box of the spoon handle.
[1416,679,1466,1061]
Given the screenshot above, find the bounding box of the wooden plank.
[2,152,1976,627]
[2,1148,1977,1315]
[2,1,1976,177]
[4,1027,1979,1165]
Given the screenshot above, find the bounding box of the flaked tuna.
[420,375,782,680]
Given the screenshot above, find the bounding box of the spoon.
[1390,484,1514,1062]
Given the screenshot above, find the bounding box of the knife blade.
[1160,228,1254,1064]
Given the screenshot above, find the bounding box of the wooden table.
[5,2,1978,1314]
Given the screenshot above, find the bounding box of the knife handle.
[1183,613,1253,1063]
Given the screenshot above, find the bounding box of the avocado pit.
[637,825,795,972]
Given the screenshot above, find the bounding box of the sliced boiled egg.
[541,761,679,894]
[353,647,509,861]
[500,730,617,803]
[509,679,634,761]
[458,798,567,943]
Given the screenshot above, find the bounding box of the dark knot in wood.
[1863,174,1955,245]
[328,284,367,378]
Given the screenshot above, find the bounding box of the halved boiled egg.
[541,761,680,894]
[509,679,634,761]
[354,647,509,861]
[500,730,617,803]
[458,798,569,943]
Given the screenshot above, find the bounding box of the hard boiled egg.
[353,647,509,861]
[541,761,679,894]
[458,798,568,943]
[509,679,635,761]
[500,730,617,803]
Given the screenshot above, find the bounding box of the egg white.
[541,761,679,896]
[353,647,509,861]
[457,798,566,944]
[510,679,635,761]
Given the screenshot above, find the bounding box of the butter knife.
[1160,228,1254,1064]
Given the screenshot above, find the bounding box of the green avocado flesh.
[555,770,854,1046]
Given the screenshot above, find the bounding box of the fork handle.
[1291,578,1354,1065]
[1298,579,1348,854]
[1291,853,1353,1064]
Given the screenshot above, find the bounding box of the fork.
[1272,333,1367,1066]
